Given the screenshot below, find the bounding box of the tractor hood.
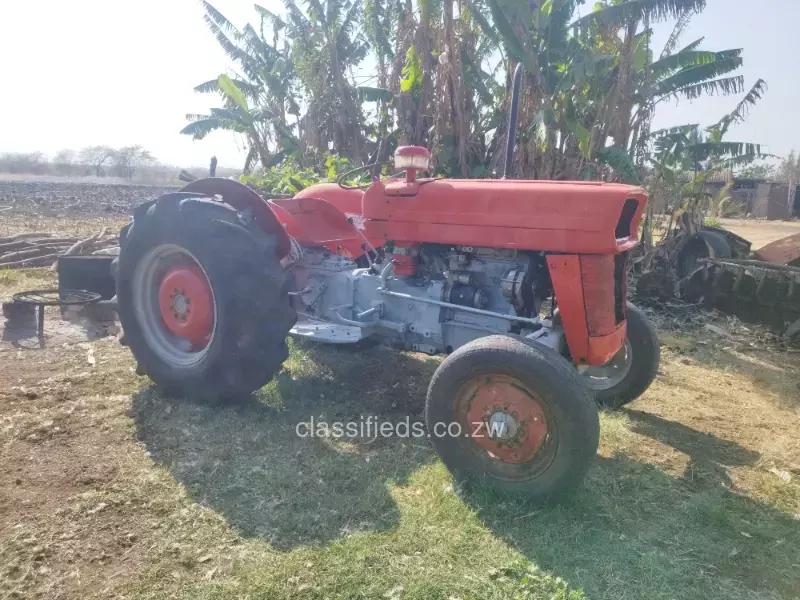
[362,178,647,255]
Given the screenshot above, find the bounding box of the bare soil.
[718,218,800,250]
[0,179,178,220]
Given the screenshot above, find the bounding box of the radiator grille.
[614,252,628,323]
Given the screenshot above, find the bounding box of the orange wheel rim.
[454,374,550,464]
[158,264,214,348]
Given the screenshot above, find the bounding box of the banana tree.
[282,0,370,161]
[184,1,299,170]
[652,80,768,173]
[182,75,300,172]
[460,0,717,182]
[628,24,749,166]
[647,79,769,232]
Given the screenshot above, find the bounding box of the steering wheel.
[336,162,406,190]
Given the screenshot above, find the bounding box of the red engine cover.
[361,179,647,255]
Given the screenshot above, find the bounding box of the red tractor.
[114,83,658,498]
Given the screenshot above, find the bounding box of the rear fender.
[268,196,365,258]
[180,178,291,258]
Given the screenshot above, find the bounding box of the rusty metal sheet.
[754,232,800,266]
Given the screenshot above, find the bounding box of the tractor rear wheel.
[579,302,659,410]
[426,336,599,499]
[116,192,296,401]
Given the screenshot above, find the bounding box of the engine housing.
[291,244,558,356]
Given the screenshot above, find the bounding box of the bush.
[240,154,373,195]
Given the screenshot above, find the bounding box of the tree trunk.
[444,0,469,176]
[611,19,640,149]
[413,0,435,146]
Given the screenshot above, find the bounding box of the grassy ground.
[0,268,57,296]
[1,218,800,599]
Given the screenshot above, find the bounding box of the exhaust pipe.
[503,63,524,179]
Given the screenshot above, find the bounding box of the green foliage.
[737,162,776,180]
[217,74,248,112]
[708,181,743,218]
[239,153,370,194]
[186,0,765,188]
[240,157,321,194]
[597,147,641,184]
[324,154,356,181]
[400,46,423,94]
[357,86,393,103]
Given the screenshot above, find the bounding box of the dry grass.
[0,269,57,298]
[1,214,129,239]
[1,215,800,599]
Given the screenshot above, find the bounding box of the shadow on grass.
[673,337,800,409]
[463,454,800,600]
[625,409,760,489]
[131,343,439,549]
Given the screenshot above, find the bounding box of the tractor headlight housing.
[394,146,430,171]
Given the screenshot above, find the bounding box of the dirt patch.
[0,339,148,599]
[718,217,800,250]
[0,180,177,221]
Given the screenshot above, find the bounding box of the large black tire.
[588,303,659,410]
[116,192,296,400]
[677,230,732,277]
[426,335,599,499]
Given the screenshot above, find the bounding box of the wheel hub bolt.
[488,411,518,440]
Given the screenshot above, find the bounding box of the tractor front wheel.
[426,336,599,499]
[579,302,659,410]
[116,193,296,401]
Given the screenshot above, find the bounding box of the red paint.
[547,255,628,366]
[269,197,369,258]
[580,255,616,336]
[587,323,628,366]
[754,232,800,266]
[391,242,419,276]
[460,375,549,464]
[391,254,417,276]
[547,255,589,363]
[270,176,645,367]
[395,145,430,160]
[295,183,364,215]
[158,265,214,346]
[362,179,646,255]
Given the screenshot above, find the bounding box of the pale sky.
[1,0,797,169]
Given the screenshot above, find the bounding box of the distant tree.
[79,145,114,177]
[111,145,155,179]
[775,151,800,215]
[0,152,47,174]
[53,149,77,176]
[738,162,776,180]
[776,151,800,184]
